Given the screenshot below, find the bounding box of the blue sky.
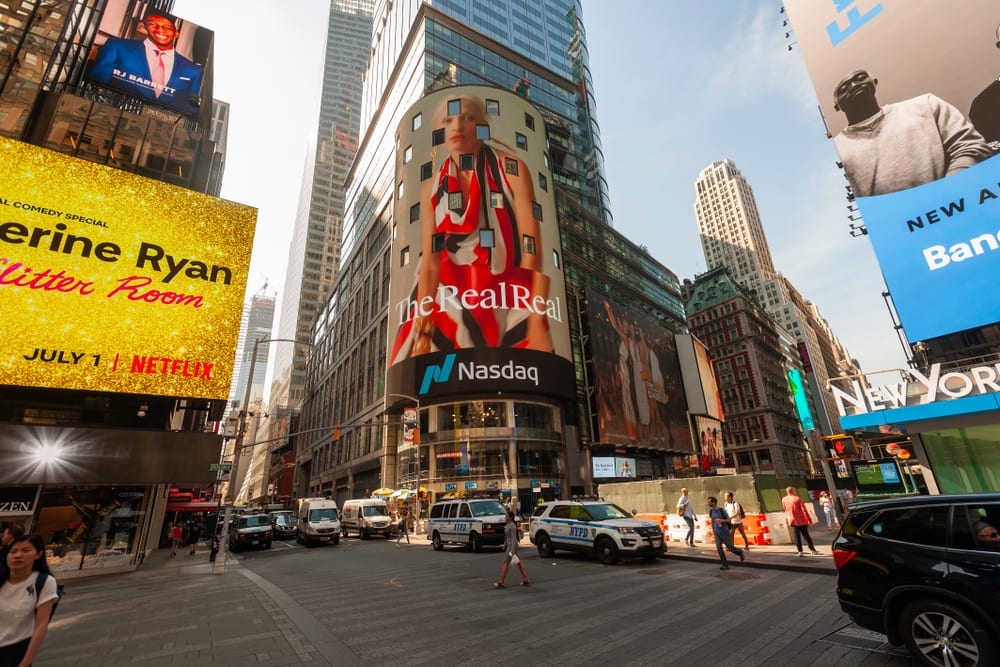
[174,0,909,375]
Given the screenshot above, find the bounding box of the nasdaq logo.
[419,354,456,394]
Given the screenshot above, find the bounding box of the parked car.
[833,493,1000,667]
[228,514,273,552]
[529,500,664,565]
[296,498,340,547]
[427,498,507,552]
[268,511,296,539]
[341,499,394,539]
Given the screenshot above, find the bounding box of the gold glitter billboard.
[0,139,256,399]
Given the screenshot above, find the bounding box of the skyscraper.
[694,159,859,434]
[269,0,375,415]
[230,286,277,411]
[296,0,688,503]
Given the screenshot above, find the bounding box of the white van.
[296,498,340,547]
[341,499,394,539]
[428,498,507,552]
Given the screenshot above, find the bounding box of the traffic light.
[822,434,857,459]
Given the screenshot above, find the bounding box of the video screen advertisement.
[84,5,212,116]
[676,333,724,420]
[784,1,1000,343]
[0,139,256,400]
[585,289,693,452]
[694,415,725,469]
[386,86,575,403]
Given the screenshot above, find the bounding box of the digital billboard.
[0,139,256,399]
[386,86,574,402]
[84,5,212,116]
[784,1,1000,342]
[694,415,725,467]
[586,289,693,452]
[676,333,724,420]
[786,368,816,431]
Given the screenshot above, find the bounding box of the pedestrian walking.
[677,488,696,547]
[819,492,836,531]
[0,534,58,667]
[0,524,25,566]
[169,521,183,557]
[186,519,203,555]
[782,487,820,556]
[708,497,745,570]
[724,492,751,550]
[494,510,529,588]
[396,508,410,546]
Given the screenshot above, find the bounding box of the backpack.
[737,503,746,520]
[34,571,64,619]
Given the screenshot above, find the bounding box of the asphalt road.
[38,534,916,666]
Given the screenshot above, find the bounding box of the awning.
[166,501,219,513]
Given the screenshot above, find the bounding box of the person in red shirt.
[782,487,820,557]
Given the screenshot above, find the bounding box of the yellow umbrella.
[372,488,394,498]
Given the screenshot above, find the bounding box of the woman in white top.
[0,534,58,667]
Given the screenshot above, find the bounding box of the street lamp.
[215,337,310,574]
[385,393,422,532]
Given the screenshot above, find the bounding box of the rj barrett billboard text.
[784,0,1000,342]
[0,140,256,399]
[386,86,574,400]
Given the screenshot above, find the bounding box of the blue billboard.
[784,0,1000,343]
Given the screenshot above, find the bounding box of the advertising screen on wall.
[693,415,725,467]
[83,7,212,116]
[586,289,693,452]
[784,1,1000,342]
[385,86,575,403]
[0,139,256,399]
[676,333,724,420]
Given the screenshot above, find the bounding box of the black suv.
[833,493,1000,667]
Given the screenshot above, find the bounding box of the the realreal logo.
[833,362,1000,416]
[395,283,562,327]
[419,354,540,394]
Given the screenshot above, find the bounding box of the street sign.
[209,463,232,472]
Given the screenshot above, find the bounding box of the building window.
[522,235,536,255]
[524,113,535,130]
[459,154,474,170]
[432,128,444,146]
[412,113,422,131]
[531,202,543,220]
[448,191,463,211]
[400,246,410,267]
[486,99,500,115]
[409,203,420,223]
[403,145,412,163]
[479,229,495,248]
[447,98,462,115]
[420,162,433,181]
[489,192,504,208]
[538,173,547,191]
[397,181,404,199]
[504,157,519,176]
[515,133,527,150]
[432,233,446,253]
[476,124,490,140]
[552,250,560,268]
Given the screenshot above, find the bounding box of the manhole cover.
[636,569,668,575]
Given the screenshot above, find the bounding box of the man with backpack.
[724,491,751,551]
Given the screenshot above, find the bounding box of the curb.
[662,552,836,576]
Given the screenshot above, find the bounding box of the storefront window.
[513,403,554,431]
[921,425,1000,493]
[436,401,506,430]
[34,486,149,572]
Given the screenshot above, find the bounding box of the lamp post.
[215,337,308,574]
[385,393,421,532]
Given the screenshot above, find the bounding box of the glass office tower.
[297,1,685,503]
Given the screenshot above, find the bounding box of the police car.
[427,498,508,552]
[529,500,665,565]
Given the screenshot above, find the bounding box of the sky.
[173,0,910,378]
